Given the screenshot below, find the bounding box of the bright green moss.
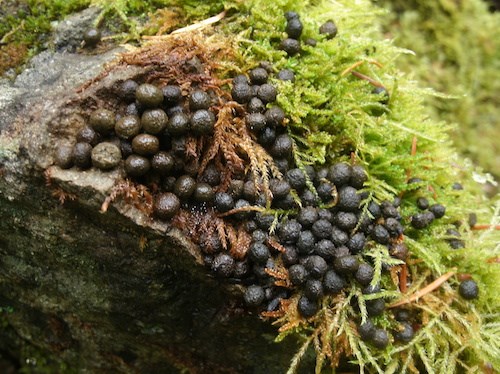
[378,0,500,179]
[219,0,499,372]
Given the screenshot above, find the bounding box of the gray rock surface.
[0,14,312,374]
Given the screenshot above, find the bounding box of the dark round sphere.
[282,245,299,266]
[355,263,374,286]
[304,255,328,278]
[136,83,163,108]
[330,227,349,247]
[394,309,411,322]
[258,126,276,147]
[300,189,319,207]
[255,212,275,230]
[115,115,141,140]
[279,38,301,56]
[141,109,168,135]
[193,183,214,203]
[167,112,190,135]
[270,134,293,158]
[247,97,266,113]
[390,243,409,261]
[265,107,286,126]
[314,239,335,259]
[211,253,235,278]
[278,219,302,244]
[246,113,267,132]
[297,296,318,318]
[249,68,269,85]
[286,17,303,39]
[288,264,307,286]
[296,230,316,255]
[77,126,99,145]
[200,163,221,186]
[371,328,390,349]
[350,165,368,189]
[372,224,390,244]
[305,38,317,47]
[257,83,277,103]
[173,175,196,200]
[270,179,291,200]
[366,299,385,316]
[411,212,435,229]
[337,186,361,211]
[286,168,307,190]
[416,197,429,210]
[394,322,414,343]
[323,269,347,294]
[244,285,265,307]
[284,11,299,21]
[328,163,352,187]
[151,151,175,174]
[125,155,150,177]
[125,102,140,116]
[334,211,358,231]
[384,217,404,237]
[249,242,271,264]
[89,109,115,135]
[232,74,248,85]
[297,206,319,228]
[131,134,159,156]
[54,144,73,169]
[347,232,366,254]
[214,192,235,213]
[277,69,295,82]
[162,85,182,106]
[91,142,121,170]
[358,320,376,341]
[117,79,138,102]
[304,279,323,301]
[72,142,92,169]
[83,28,101,47]
[334,255,360,274]
[154,192,180,220]
[311,219,333,240]
[319,20,338,39]
[429,204,446,219]
[459,279,479,300]
[231,83,253,104]
[189,89,211,110]
[191,109,215,135]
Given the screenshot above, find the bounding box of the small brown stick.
[217,205,266,217]
[389,271,456,308]
[471,224,500,230]
[341,60,383,77]
[411,136,418,156]
[399,264,408,293]
[143,11,227,39]
[350,71,384,88]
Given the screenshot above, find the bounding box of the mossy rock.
[0,0,499,373]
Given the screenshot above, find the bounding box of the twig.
[471,224,500,230]
[389,271,456,308]
[143,10,226,39]
[350,71,384,88]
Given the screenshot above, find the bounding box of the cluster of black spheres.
[52,10,481,353]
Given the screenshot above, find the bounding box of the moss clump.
[218,0,499,372]
[378,0,500,179]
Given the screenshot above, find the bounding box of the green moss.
[217,0,499,372]
[377,0,500,178]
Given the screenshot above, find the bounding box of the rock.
[52,7,102,52]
